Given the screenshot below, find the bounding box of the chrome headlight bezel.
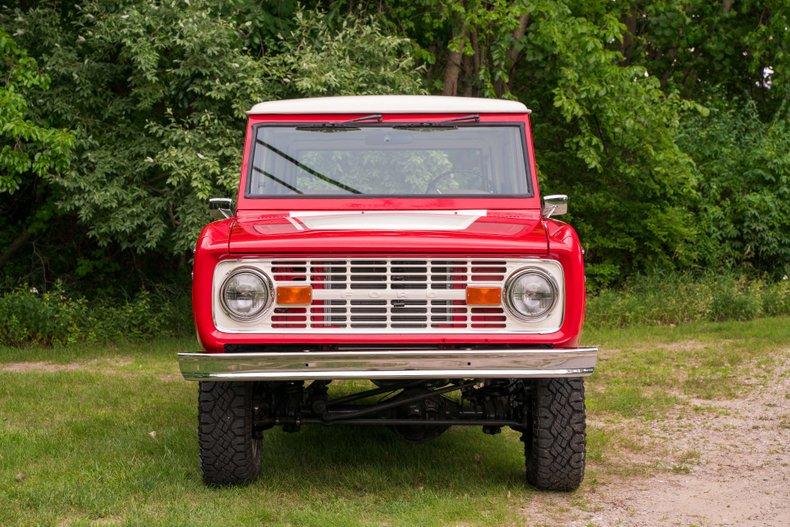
[218,266,274,321]
[503,267,559,321]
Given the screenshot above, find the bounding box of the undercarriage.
[252,379,529,440]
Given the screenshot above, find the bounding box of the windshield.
[246,124,531,197]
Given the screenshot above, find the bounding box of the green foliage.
[11,0,270,253]
[630,0,788,118]
[261,10,426,98]
[586,273,789,328]
[379,0,722,281]
[0,1,786,307]
[678,99,789,276]
[0,28,74,195]
[0,287,78,346]
[709,280,764,322]
[762,279,790,316]
[515,1,705,279]
[5,2,424,255]
[0,285,192,347]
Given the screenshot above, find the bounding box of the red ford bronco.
[179,95,597,490]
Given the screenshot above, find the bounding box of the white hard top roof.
[248,95,530,115]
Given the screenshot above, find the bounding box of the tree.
[260,9,425,98]
[617,0,788,118]
[5,2,424,257]
[0,28,74,270]
[378,0,704,283]
[678,99,789,276]
[0,0,785,293]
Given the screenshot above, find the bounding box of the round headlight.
[219,267,273,321]
[504,268,558,320]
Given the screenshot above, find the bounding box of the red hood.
[228,209,547,255]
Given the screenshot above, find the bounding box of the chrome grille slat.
[267,258,507,331]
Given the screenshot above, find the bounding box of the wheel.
[198,381,261,486]
[523,378,586,491]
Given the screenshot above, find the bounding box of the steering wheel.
[424,169,480,194]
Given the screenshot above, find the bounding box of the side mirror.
[542,194,568,218]
[209,197,234,220]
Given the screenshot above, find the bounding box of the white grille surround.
[212,258,564,334]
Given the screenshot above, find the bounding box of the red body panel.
[192,112,586,352]
[228,209,547,254]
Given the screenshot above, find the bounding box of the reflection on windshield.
[255,139,361,194]
[247,125,530,197]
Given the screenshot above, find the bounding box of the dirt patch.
[652,339,708,352]
[0,358,177,381]
[595,347,623,360]
[524,354,790,526]
[98,356,134,367]
[58,515,123,527]
[0,361,82,373]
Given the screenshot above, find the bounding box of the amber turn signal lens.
[466,286,502,306]
[276,286,313,305]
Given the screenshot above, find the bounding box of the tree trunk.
[494,13,530,97]
[0,227,33,269]
[443,26,467,96]
[620,12,637,64]
[462,52,475,96]
[507,14,530,67]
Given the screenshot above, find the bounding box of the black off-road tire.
[198,381,261,486]
[523,378,586,491]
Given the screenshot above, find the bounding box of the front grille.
[268,259,508,331]
[213,257,564,334]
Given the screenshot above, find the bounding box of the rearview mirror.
[542,194,568,218]
[209,197,233,220]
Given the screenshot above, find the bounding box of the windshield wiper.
[296,113,382,132]
[342,114,383,124]
[392,114,480,130]
[439,114,480,124]
[255,139,362,195]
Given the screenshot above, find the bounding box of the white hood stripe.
[288,210,487,231]
[285,216,306,231]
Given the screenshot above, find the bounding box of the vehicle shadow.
[257,422,526,491]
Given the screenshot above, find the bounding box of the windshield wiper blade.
[392,114,480,129]
[295,126,360,133]
[296,113,382,132]
[439,114,480,124]
[342,113,382,124]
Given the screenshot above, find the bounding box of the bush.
[0,287,83,346]
[709,278,763,322]
[761,279,790,317]
[0,285,192,347]
[677,100,790,278]
[586,273,789,328]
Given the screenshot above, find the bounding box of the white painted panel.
[289,210,487,231]
[249,95,529,115]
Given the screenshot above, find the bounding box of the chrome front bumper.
[178,347,597,381]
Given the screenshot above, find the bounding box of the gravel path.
[524,355,790,526]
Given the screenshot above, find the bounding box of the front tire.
[198,381,261,486]
[523,378,586,491]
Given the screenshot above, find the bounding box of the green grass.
[1,317,787,526]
